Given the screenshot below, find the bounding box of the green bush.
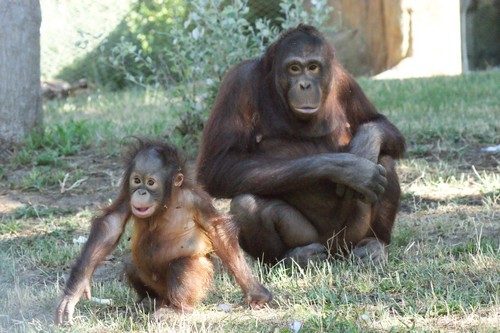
[58,0,334,152]
[114,0,333,152]
[154,0,277,153]
[110,0,333,87]
[58,0,332,89]
[57,0,188,89]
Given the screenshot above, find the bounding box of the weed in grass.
[8,205,75,220]
[0,218,25,235]
[13,148,35,166]
[14,119,91,168]
[305,312,360,332]
[34,149,60,166]
[20,166,66,191]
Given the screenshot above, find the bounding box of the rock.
[325,0,462,78]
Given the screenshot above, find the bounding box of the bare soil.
[1,150,123,216]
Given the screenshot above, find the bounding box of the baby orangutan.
[55,140,272,325]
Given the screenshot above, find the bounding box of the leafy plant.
[156,0,277,153]
[13,119,91,175]
[278,0,333,30]
[107,0,335,153]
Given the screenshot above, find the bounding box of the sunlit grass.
[1,212,498,332]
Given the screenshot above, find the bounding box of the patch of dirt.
[406,143,499,172]
[399,194,486,214]
[0,150,123,216]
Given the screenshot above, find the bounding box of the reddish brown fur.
[55,141,271,325]
[197,25,405,265]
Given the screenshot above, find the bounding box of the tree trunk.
[0,0,42,148]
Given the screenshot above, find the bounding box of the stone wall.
[325,0,463,78]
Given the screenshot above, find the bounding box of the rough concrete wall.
[413,1,461,72]
[326,0,409,75]
[383,0,412,67]
[325,0,462,78]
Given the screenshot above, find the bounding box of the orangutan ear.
[174,173,184,187]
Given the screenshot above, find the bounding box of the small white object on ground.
[481,145,500,153]
[216,303,232,312]
[72,236,88,244]
[91,297,113,305]
[289,319,302,333]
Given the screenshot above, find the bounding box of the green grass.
[42,89,174,153]
[361,72,499,146]
[0,71,499,332]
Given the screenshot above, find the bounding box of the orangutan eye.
[147,179,155,187]
[133,177,141,184]
[308,63,319,73]
[289,64,301,74]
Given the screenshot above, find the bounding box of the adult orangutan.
[197,25,405,266]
